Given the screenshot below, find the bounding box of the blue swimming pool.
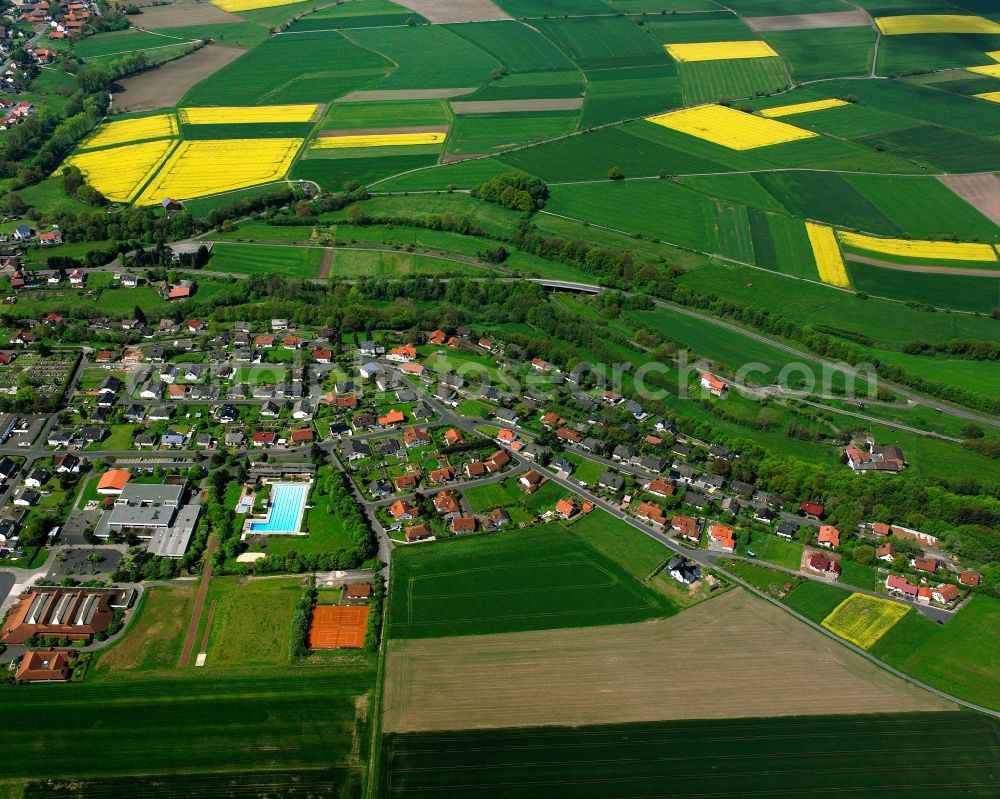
[249,482,308,534]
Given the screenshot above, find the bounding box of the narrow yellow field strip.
[134,138,303,205]
[837,231,999,262]
[875,14,1000,35]
[968,63,1000,78]
[311,132,447,149]
[760,99,848,118]
[805,222,851,288]
[664,40,779,62]
[64,139,177,203]
[82,114,177,150]
[975,90,1000,104]
[646,104,817,150]
[180,105,319,124]
[985,50,1000,62]
[211,0,302,11]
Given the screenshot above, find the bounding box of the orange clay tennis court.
[309,605,369,649]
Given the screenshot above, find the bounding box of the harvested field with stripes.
[382,589,950,733]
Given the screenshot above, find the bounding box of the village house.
[708,523,735,552]
[700,372,728,397]
[555,498,577,520]
[817,525,840,548]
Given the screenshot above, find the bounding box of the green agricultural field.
[209,242,324,278]
[345,26,502,89]
[579,65,682,127]
[287,0,422,31]
[380,713,1000,798]
[2,667,373,793]
[843,174,1000,240]
[544,179,722,251]
[764,27,876,81]
[449,20,577,73]
[293,153,440,190]
[321,100,452,130]
[872,595,1000,711]
[446,111,579,154]
[183,31,392,105]
[532,16,670,70]
[679,57,789,105]
[387,521,677,639]
[681,172,787,213]
[755,171,901,235]
[72,29,198,60]
[846,261,1000,314]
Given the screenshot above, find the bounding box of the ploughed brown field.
[745,10,871,32]
[383,589,952,733]
[112,44,246,113]
[938,172,1000,228]
[391,0,510,24]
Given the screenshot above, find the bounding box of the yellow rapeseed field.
[805,222,851,288]
[984,50,1000,62]
[760,99,848,118]
[875,14,1000,35]
[211,0,302,11]
[64,139,177,203]
[310,131,447,149]
[82,114,177,150]
[664,40,779,62]
[646,104,817,150]
[134,138,303,205]
[837,231,999,262]
[180,105,319,124]
[821,593,909,649]
[976,90,1000,104]
[967,63,1000,78]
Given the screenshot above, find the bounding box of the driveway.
[0,570,14,609]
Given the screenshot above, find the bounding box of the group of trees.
[474,172,548,212]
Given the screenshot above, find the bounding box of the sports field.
[821,593,909,649]
[380,712,1000,798]
[386,521,678,639]
[309,604,369,649]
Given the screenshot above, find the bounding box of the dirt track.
[383,589,951,733]
[112,44,246,113]
[451,98,584,114]
[339,88,477,102]
[746,10,871,31]
[179,536,217,667]
[847,253,1000,277]
[391,0,510,23]
[938,173,1000,227]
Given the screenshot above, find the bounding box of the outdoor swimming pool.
[248,482,308,534]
